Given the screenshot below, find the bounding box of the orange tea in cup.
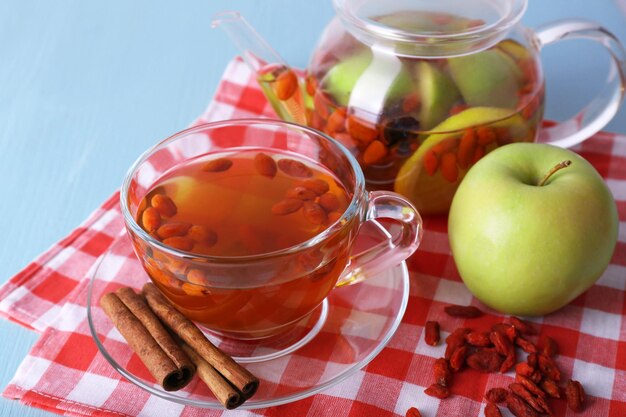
[135,149,351,336]
[122,120,421,340]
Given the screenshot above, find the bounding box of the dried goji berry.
[485,387,508,403]
[424,383,450,399]
[277,158,313,178]
[565,379,585,412]
[423,150,438,176]
[527,353,538,368]
[538,354,561,381]
[457,129,477,170]
[485,402,503,417]
[162,236,194,252]
[302,201,328,225]
[515,374,546,399]
[305,74,317,96]
[509,383,550,415]
[202,157,233,172]
[440,152,459,182]
[299,178,329,195]
[514,336,538,353]
[529,370,543,384]
[405,407,422,417]
[476,126,497,146]
[466,348,504,373]
[271,198,303,215]
[326,108,347,134]
[539,336,558,358]
[273,69,298,101]
[444,304,483,318]
[286,186,317,201]
[187,225,217,246]
[500,350,517,373]
[449,345,468,372]
[472,145,486,164]
[433,358,452,387]
[466,331,492,347]
[509,317,537,335]
[363,140,388,165]
[506,392,538,417]
[424,321,440,346]
[346,115,379,143]
[490,330,514,357]
[515,362,535,378]
[432,139,456,156]
[446,327,471,344]
[186,268,208,286]
[540,378,561,399]
[142,207,161,233]
[445,328,469,360]
[156,222,191,240]
[151,194,177,217]
[492,323,518,342]
[318,192,340,212]
[254,152,278,178]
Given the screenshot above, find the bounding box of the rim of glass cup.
[333,0,527,42]
[120,118,366,263]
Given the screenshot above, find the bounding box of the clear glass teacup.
[121,119,422,340]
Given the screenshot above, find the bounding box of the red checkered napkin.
[0,194,123,332]
[2,57,626,417]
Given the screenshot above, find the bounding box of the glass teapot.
[214,0,626,214]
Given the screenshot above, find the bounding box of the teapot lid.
[333,0,527,57]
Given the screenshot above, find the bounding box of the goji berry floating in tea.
[137,150,350,257]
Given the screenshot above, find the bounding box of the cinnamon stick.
[142,283,259,398]
[181,343,244,409]
[100,292,194,391]
[114,287,194,381]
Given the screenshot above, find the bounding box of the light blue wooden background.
[1,1,625,416]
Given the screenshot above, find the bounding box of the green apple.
[395,107,527,215]
[448,49,522,109]
[322,50,412,107]
[449,143,618,316]
[416,61,461,130]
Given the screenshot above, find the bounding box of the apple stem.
[538,160,572,186]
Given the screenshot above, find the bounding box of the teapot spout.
[212,11,307,124]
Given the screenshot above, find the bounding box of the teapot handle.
[533,19,626,148]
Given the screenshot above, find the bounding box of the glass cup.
[120,119,422,340]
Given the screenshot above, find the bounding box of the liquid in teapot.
[258,11,543,214]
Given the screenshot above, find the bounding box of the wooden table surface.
[1,1,625,416]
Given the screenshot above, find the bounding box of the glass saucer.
[87,232,409,410]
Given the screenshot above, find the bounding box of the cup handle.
[532,19,626,148]
[335,191,423,287]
